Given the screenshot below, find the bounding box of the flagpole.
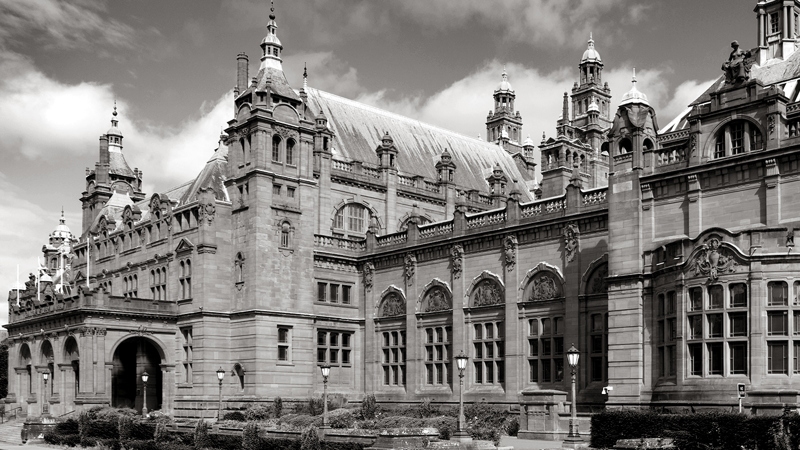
[86,236,90,288]
[16,264,20,306]
[36,257,40,301]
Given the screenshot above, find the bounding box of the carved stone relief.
[563,223,580,264]
[423,287,451,313]
[529,273,560,302]
[404,253,417,285]
[688,236,738,281]
[472,279,503,307]
[363,262,375,292]
[587,264,608,295]
[380,293,405,317]
[504,235,517,270]
[450,245,463,279]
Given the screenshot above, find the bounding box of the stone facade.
[7,2,800,420]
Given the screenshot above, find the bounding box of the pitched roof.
[304,88,535,199]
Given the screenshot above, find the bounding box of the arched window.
[333,203,371,235]
[713,120,762,158]
[239,138,246,163]
[235,253,245,284]
[272,135,281,162]
[280,222,291,248]
[286,139,295,165]
[618,138,632,154]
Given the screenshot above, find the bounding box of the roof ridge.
[307,87,499,148]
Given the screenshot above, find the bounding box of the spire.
[107,102,123,150]
[303,62,308,91]
[581,32,602,63]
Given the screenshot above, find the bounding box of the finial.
[60,207,65,224]
[269,0,275,20]
[632,68,637,87]
[112,100,117,117]
[502,65,508,81]
[303,62,307,79]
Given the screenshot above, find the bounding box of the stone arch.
[39,339,54,365]
[704,116,765,159]
[465,271,504,308]
[397,212,433,232]
[417,278,452,314]
[108,334,169,414]
[231,363,246,391]
[581,254,609,296]
[19,343,32,367]
[331,199,383,233]
[63,336,80,398]
[519,262,565,302]
[19,343,33,397]
[375,285,406,318]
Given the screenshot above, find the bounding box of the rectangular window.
[688,343,703,376]
[768,312,788,336]
[795,343,800,374]
[795,312,800,336]
[342,285,351,305]
[689,315,703,340]
[273,184,281,196]
[382,331,406,386]
[730,123,744,155]
[708,342,723,375]
[771,13,780,34]
[769,281,788,306]
[708,314,723,338]
[278,326,291,362]
[730,342,748,375]
[287,187,295,198]
[181,327,193,383]
[591,356,603,382]
[730,313,748,337]
[348,206,365,233]
[425,326,451,386]
[317,282,327,302]
[529,360,538,383]
[473,321,504,385]
[317,330,351,366]
[768,341,788,374]
[330,284,339,303]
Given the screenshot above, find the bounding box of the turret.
[486,67,524,147]
[375,131,398,169]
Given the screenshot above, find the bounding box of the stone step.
[0,421,24,445]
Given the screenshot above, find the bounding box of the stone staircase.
[0,419,24,445]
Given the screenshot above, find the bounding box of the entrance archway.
[111,337,162,413]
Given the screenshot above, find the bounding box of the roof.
[304,88,535,199]
[178,138,230,204]
[109,151,135,178]
[257,67,301,101]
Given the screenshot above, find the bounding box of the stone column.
[161,364,176,414]
[95,329,107,394]
[451,245,466,401]
[404,255,419,392]
[764,159,781,226]
[79,329,94,395]
[504,237,521,401]
[58,363,74,412]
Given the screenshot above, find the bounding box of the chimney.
[237,52,249,93]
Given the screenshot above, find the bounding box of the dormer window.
[771,13,780,34]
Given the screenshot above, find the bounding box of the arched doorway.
[40,341,54,396]
[19,344,32,398]
[63,337,80,398]
[111,337,162,413]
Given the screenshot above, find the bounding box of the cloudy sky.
[0,0,753,323]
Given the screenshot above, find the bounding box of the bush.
[425,415,457,440]
[300,426,321,450]
[223,411,246,421]
[466,422,501,446]
[80,437,121,449]
[43,430,81,446]
[56,418,80,434]
[360,394,377,420]
[322,443,365,450]
[154,422,169,443]
[242,422,260,450]
[327,409,355,429]
[281,413,321,430]
[121,439,160,450]
[308,397,324,416]
[274,397,284,418]
[194,420,210,449]
[417,398,438,418]
[503,415,519,437]
[262,437,302,450]
[129,421,156,440]
[118,415,133,440]
[244,404,272,421]
[207,432,242,450]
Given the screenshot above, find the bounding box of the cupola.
[107,103,123,151]
[259,2,283,71]
[619,69,649,107]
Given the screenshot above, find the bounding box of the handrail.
[58,410,76,418]
[2,406,22,423]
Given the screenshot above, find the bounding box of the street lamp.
[320,364,331,429]
[141,371,149,417]
[42,371,50,416]
[216,367,225,420]
[564,343,584,446]
[453,350,471,442]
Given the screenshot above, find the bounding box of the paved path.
[499,436,567,449]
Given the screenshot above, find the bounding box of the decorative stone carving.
[721,40,753,84]
[423,287,451,313]
[404,253,417,285]
[363,262,374,292]
[472,279,503,307]
[504,235,517,270]
[380,293,405,317]
[450,245,463,279]
[198,202,216,224]
[529,273,560,302]
[563,223,580,264]
[769,114,776,136]
[689,134,697,156]
[129,325,152,336]
[689,236,738,281]
[96,328,107,337]
[275,125,299,140]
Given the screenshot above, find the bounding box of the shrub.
[360,394,377,420]
[154,422,169,443]
[308,397,324,416]
[280,414,321,430]
[207,432,242,450]
[223,411,246,421]
[322,443,365,450]
[244,404,272,421]
[327,408,355,429]
[425,415,457,440]
[300,426,321,450]
[81,437,121,449]
[56,418,80,434]
[121,439,160,450]
[262,437,302,450]
[194,420,210,449]
[44,430,81,446]
[503,415,519,437]
[242,422,260,450]
[129,421,156,440]
[274,396,284,418]
[118,415,133,440]
[417,398,438,418]
[467,422,501,446]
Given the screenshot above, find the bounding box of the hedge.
[590,409,792,450]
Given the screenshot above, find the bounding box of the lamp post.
[216,367,225,420]
[453,350,471,442]
[563,343,584,447]
[141,371,149,417]
[320,364,331,429]
[42,371,50,416]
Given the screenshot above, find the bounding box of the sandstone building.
[6,1,800,420]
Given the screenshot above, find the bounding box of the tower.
[755,0,800,64]
[80,105,145,235]
[605,70,659,406]
[571,34,612,131]
[486,67,524,148]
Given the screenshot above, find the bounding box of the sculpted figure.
[722,40,753,84]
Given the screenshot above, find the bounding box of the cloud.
[0,0,145,52]
[284,52,362,99]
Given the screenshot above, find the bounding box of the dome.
[495,68,514,92]
[260,32,282,47]
[523,135,535,146]
[50,211,73,241]
[588,98,600,113]
[581,35,602,63]
[619,69,650,106]
[107,107,122,137]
